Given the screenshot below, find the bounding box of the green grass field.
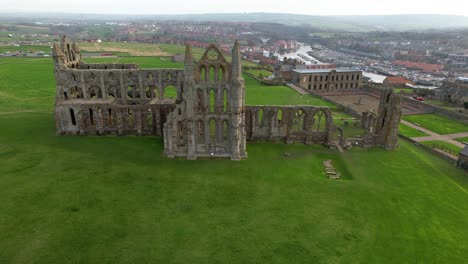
[455,136,468,144]
[246,69,273,78]
[420,140,464,156]
[0,56,467,263]
[402,114,468,135]
[398,123,428,137]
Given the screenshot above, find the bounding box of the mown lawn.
[455,136,468,144]
[1,56,467,263]
[402,114,468,135]
[0,113,467,263]
[398,123,428,137]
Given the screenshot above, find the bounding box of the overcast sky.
[2,0,468,16]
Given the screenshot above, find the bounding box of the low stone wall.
[245,105,335,144]
[398,134,458,164]
[400,96,468,124]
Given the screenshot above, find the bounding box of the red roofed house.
[393,60,444,74]
[383,76,414,87]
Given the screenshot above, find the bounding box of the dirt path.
[401,120,467,148]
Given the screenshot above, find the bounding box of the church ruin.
[52,37,401,160]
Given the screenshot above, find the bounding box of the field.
[402,114,468,135]
[456,136,468,144]
[246,69,273,78]
[398,123,428,137]
[0,56,467,263]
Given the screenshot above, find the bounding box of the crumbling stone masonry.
[53,37,401,160]
[361,88,402,149]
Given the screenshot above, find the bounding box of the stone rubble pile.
[323,160,341,179]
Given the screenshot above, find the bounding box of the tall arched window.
[209,66,216,81]
[277,108,283,126]
[147,110,153,130]
[210,89,215,112]
[258,108,264,128]
[223,89,228,112]
[218,67,225,82]
[223,120,228,140]
[200,66,206,81]
[314,111,327,132]
[292,109,305,131]
[209,118,216,141]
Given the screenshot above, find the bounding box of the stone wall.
[245,105,335,144]
[55,67,184,102]
[55,101,175,136]
[399,96,468,124]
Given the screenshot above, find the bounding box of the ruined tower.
[163,41,247,160]
[362,88,402,149]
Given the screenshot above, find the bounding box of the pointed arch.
[313,110,327,132]
[88,86,102,99]
[145,86,153,99]
[293,109,306,131]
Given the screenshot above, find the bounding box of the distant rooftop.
[292,68,361,74]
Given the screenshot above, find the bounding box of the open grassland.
[402,114,468,135]
[0,56,467,263]
[0,113,466,263]
[78,42,167,56]
[455,136,468,144]
[78,42,258,67]
[398,123,429,138]
[0,44,51,53]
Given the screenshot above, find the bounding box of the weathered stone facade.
[53,37,400,160]
[361,88,402,150]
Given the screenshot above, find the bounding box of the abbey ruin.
[53,37,402,160]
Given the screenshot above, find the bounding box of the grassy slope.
[0,57,467,263]
[0,113,467,263]
[402,114,468,135]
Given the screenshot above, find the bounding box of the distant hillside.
[1,12,468,32]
